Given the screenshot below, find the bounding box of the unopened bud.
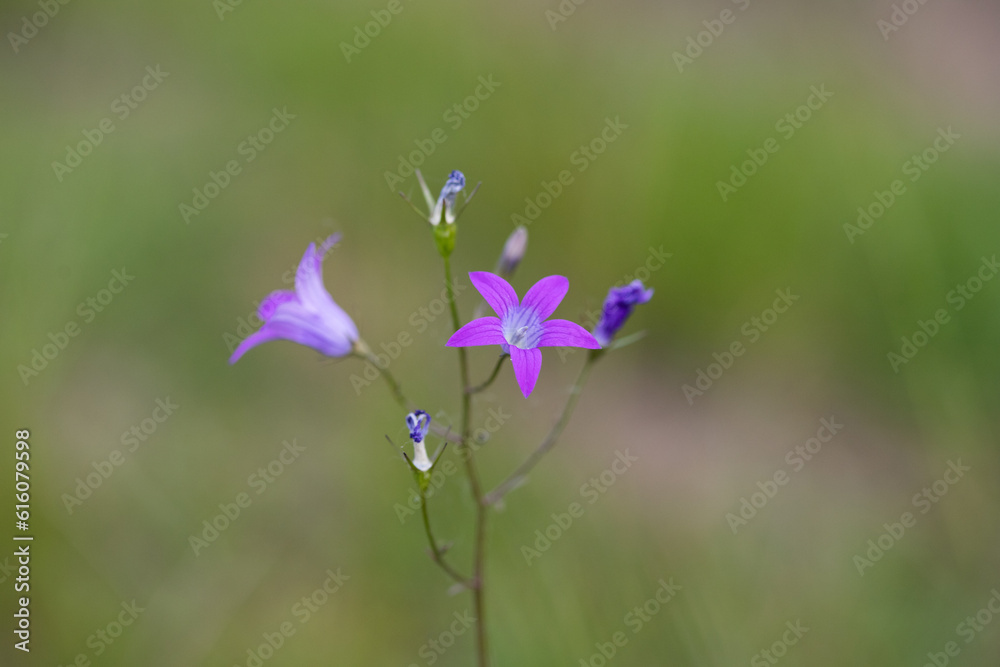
[497,226,528,276]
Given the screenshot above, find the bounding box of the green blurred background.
[2,0,999,664]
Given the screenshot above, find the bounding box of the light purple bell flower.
[447,272,600,397]
[229,234,359,363]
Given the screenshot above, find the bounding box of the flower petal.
[295,234,340,308]
[229,327,286,364]
[267,304,355,357]
[446,317,505,347]
[229,314,354,364]
[509,346,542,397]
[469,272,519,318]
[521,275,568,320]
[416,170,436,212]
[537,319,602,348]
[258,290,297,320]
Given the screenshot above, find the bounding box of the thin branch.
[484,352,599,506]
[454,182,482,220]
[420,489,473,587]
[398,190,431,222]
[467,354,508,394]
[443,254,490,667]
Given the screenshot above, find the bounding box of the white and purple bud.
[419,170,466,225]
[496,226,528,277]
[406,410,432,471]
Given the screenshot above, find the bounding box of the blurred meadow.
[2,0,1000,664]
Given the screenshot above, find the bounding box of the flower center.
[509,326,530,347]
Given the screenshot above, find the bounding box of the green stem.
[355,345,462,444]
[443,254,489,667]
[420,487,472,586]
[353,342,410,409]
[484,352,599,506]
[468,354,509,394]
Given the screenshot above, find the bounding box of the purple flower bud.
[593,280,654,347]
[497,226,528,276]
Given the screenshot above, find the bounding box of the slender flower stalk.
[484,351,598,506]
[441,253,490,667]
[353,340,410,408]
[468,354,509,394]
[353,342,464,444]
[419,490,472,587]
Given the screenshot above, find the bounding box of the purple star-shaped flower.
[447,272,600,397]
[229,234,359,364]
